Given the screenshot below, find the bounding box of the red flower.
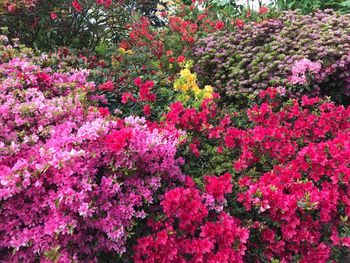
[189,143,200,157]
[259,6,269,14]
[98,107,110,117]
[36,72,51,84]
[204,173,232,202]
[105,128,133,152]
[98,80,114,91]
[119,40,129,50]
[236,19,245,28]
[169,57,176,63]
[134,77,142,86]
[72,1,82,12]
[121,92,135,104]
[138,80,154,101]
[246,10,251,18]
[166,50,173,56]
[177,55,186,64]
[50,12,58,20]
[215,21,225,30]
[143,104,151,116]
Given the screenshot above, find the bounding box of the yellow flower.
[118,47,126,54]
[126,50,134,55]
[204,85,213,94]
[191,84,200,94]
[203,85,214,99]
[181,84,189,92]
[186,73,196,82]
[180,68,191,78]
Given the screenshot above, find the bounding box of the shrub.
[0,0,167,50]
[225,88,350,261]
[161,87,350,261]
[194,10,350,106]
[0,55,184,261]
[133,175,250,263]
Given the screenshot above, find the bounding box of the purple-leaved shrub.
[194,10,350,105]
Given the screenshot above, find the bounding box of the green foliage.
[272,0,350,13]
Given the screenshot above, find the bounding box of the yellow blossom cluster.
[174,63,213,102]
[118,47,134,55]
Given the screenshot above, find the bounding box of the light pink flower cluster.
[289,58,322,85]
[0,58,183,262]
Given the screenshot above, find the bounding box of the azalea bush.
[137,88,350,262]
[134,174,250,263]
[0,53,184,261]
[194,10,350,106]
[1,0,350,261]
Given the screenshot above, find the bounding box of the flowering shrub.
[194,10,350,105]
[1,0,350,261]
[134,175,250,263]
[0,56,184,261]
[173,61,214,107]
[0,0,168,50]
[158,87,350,261]
[224,89,350,261]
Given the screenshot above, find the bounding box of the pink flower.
[215,21,225,30]
[134,77,142,86]
[98,80,114,91]
[143,104,151,116]
[259,6,269,14]
[98,107,109,117]
[72,1,82,12]
[204,173,232,202]
[50,12,58,20]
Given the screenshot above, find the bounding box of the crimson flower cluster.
[134,175,249,263]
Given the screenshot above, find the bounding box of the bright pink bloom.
[99,107,110,117]
[143,104,151,116]
[215,21,225,30]
[98,80,114,91]
[50,12,58,20]
[259,6,269,14]
[204,173,232,202]
[72,0,82,12]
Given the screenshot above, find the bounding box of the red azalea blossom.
[98,80,114,91]
[134,77,142,86]
[50,12,58,20]
[143,104,151,116]
[105,128,133,152]
[189,142,200,157]
[98,107,110,117]
[177,55,186,63]
[36,72,51,84]
[236,19,245,28]
[119,40,129,50]
[259,6,269,14]
[215,21,225,30]
[121,92,135,104]
[72,0,82,12]
[246,10,251,18]
[166,50,173,56]
[204,173,232,202]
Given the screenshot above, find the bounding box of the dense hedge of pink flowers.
[226,89,350,261]
[134,174,250,263]
[0,57,184,261]
[144,88,350,262]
